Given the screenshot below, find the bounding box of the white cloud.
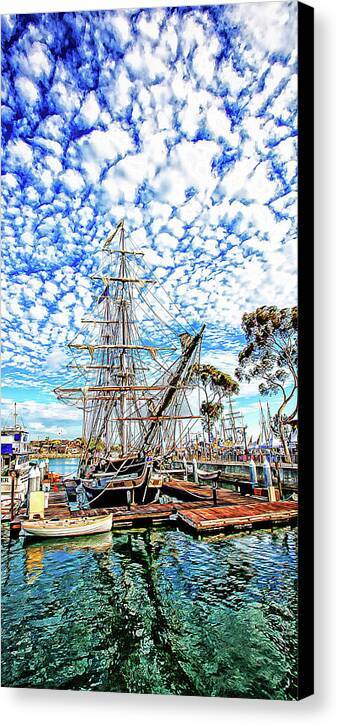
[2,173,18,188]
[7,139,33,166]
[49,81,81,116]
[35,137,64,156]
[111,13,130,45]
[45,349,67,370]
[232,0,297,56]
[78,91,101,127]
[16,41,51,79]
[206,107,239,145]
[45,155,62,174]
[15,76,39,105]
[2,3,298,438]
[138,12,162,41]
[152,139,220,206]
[192,42,218,86]
[30,304,48,321]
[60,169,85,192]
[156,232,178,252]
[79,125,133,164]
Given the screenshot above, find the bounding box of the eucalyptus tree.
[235,306,298,462]
[193,364,239,452]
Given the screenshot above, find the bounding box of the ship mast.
[119,222,128,455]
[54,220,204,463]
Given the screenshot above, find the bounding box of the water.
[47,458,79,477]
[1,524,298,699]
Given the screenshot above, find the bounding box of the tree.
[193,364,239,454]
[88,438,105,453]
[235,306,298,462]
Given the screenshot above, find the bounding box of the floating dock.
[177,500,298,535]
[162,478,254,502]
[8,476,298,537]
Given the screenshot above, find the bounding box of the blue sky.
[1,2,298,439]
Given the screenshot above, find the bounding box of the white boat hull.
[21,513,113,538]
[1,467,29,503]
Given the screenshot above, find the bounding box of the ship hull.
[81,465,161,507]
[82,482,161,507]
[195,468,220,482]
[100,456,144,475]
[1,466,30,518]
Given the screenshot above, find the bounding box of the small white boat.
[21,513,113,538]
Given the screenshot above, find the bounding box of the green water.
[1,525,298,699]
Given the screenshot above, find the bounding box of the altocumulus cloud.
[1,3,298,434]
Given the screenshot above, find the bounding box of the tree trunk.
[206,411,212,460]
[279,418,291,464]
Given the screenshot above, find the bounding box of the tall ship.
[222,396,248,450]
[54,221,204,506]
[1,404,30,511]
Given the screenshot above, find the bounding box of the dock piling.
[212,480,218,506]
[183,456,188,481]
[249,458,258,491]
[10,470,16,522]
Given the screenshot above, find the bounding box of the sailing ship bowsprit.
[54,221,204,506]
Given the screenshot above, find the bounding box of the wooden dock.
[10,478,297,537]
[162,478,254,503]
[178,500,298,535]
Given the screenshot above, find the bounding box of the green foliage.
[193,364,239,397]
[200,401,223,431]
[193,364,239,438]
[235,306,297,396]
[88,438,105,452]
[235,306,298,460]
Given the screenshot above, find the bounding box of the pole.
[221,417,226,442]
[263,456,272,487]
[179,420,183,453]
[10,469,16,521]
[249,457,258,492]
[243,426,248,454]
[275,461,283,500]
[120,225,128,457]
[263,456,276,502]
[183,456,188,481]
[212,479,218,506]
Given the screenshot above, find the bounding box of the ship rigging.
[54,220,204,505]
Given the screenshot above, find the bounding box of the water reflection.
[1,525,298,699]
[23,533,113,585]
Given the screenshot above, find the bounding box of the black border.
[297,1,314,700]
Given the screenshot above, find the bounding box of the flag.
[98,285,109,304]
